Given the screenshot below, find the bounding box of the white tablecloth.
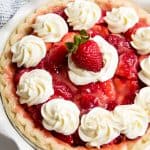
[0,0,149,150]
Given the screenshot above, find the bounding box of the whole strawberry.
[66,30,103,72]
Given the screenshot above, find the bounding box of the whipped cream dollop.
[68,36,118,85]
[17,69,54,106]
[41,98,80,135]
[79,107,120,148]
[11,35,46,68]
[113,104,148,139]
[131,27,150,55]
[135,87,150,122]
[65,0,101,30]
[104,7,139,33]
[138,56,150,86]
[33,13,68,42]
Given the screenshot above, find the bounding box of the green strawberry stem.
[66,30,90,53]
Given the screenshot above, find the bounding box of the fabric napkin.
[0,0,30,28]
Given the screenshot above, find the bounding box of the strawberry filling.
[13,8,147,147]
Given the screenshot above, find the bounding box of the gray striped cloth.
[0,0,30,28]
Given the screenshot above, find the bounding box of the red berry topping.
[88,25,109,38]
[61,32,77,45]
[107,34,132,54]
[53,132,74,145]
[79,94,99,110]
[79,80,117,110]
[125,19,148,40]
[37,43,68,72]
[100,79,116,102]
[114,77,139,105]
[116,52,138,79]
[54,81,73,100]
[72,40,103,72]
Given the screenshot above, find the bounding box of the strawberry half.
[116,52,138,79]
[66,30,103,72]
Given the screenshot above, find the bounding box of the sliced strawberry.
[116,52,138,79]
[107,34,132,54]
[48,44,68,64]
[54,81,73,100]
[72,40,103,72]
[79,80,117,110]
[114,77,139,105]
[100,80,116,101]
[79,94,99,110]
[53,132,74,145]
[39,43,68,72]
[125,19,148,40]
[88,25,109,38]
[61,32,77,45]
[52,68,78,95]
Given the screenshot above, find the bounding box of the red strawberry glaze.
[116,52,138,80]
[88,25,110,39]
[13,8,146,146]
[107,34,133,54]
[125,19,149,40]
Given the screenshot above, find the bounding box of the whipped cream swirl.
[41,98,80,135]
[138,56,150,86]
[11,35,46,68]
[68,36,118,85]
[79,107,120,148]
[131,27,150,55]
[113,104,148,139]
[33,13,68,42]
[17,69,54,106]
[65,0,101,30]
[104,7,139,33]
[135,87,150,122]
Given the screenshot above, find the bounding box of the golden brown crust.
[0,0,150,150]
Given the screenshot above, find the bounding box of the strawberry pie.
[0,0,150,150]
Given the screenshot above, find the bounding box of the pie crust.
[0,0,150,150]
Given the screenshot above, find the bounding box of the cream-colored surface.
[131,27,150,55]
[79,107,120,148]
[138,56,150,86]
[65,0,101,30]
[135,87,150,122]
[104,7,139,33]
[33,13,68,42]
[113,104,149,139]
[11,35,46,68]
[0,0,150,150]
[17,69,54,106]
[41,98,80,135]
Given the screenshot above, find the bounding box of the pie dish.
[0,0,150,150]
